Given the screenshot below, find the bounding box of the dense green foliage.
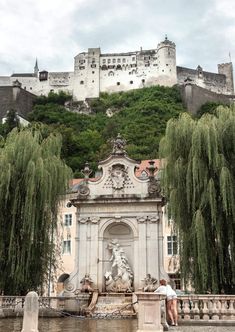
[0,127,72,295]
[196,101,227,118]
[0,109,20,137]
[29,85,186,176]
[160,106,235,293]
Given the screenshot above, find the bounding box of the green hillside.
[28,86,187,177]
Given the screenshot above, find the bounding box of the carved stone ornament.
[111,133,127,155]
[78,183,90,196]
[78,217,100,224]
[64,282,75,291]
[137,216,147,223]
[110,164,128,190]
[143,273,158,292]
[149,214,160,223]
[148,178,161,195]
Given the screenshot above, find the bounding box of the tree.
[3,109,20,136]
[160,106,235,293]
[0,127,72,295]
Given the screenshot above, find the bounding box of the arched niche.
[101,221,135,284]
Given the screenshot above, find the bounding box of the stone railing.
[0,294,91,318]
[0,294,235,323]
[177,295,235,323]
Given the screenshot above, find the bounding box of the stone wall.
[177,66,230,95]
[180,83,235,114]
[0,86,36,120]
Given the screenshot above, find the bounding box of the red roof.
[135,159,161,177]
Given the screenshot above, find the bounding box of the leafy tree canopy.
[0,126,72,295]
[160,106,235,293]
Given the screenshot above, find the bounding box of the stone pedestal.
[136,292,166,332]
[21,291,39,332]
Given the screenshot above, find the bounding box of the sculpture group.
[104,239,133,292]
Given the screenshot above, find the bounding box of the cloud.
[0,0,234,76]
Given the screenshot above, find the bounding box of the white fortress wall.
[1,37,233,100]
[0,76,11,85]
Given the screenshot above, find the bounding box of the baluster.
[220,298,227,320]
[202,298,210,320]
[211,298,219,320]
[184,298,191,320]
[228,299,235,320]
[193,299,200,320]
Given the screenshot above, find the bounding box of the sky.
[0,0,234,76]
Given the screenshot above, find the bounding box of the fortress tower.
[218,62,234,94]
[156,36,177,86]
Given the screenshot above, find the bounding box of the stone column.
[21,291,39,332]
[138,219,147,288]
[135,292,165,332]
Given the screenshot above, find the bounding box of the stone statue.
[105,239,133,292]
[80,273,93,292]
[143,273,158,292]
[111,133,126,155]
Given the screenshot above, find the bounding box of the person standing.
[155,279,178,326]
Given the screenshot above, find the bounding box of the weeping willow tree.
[160,106,235,294]
[0,127,72,295]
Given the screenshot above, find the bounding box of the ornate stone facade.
[62,136,168,293]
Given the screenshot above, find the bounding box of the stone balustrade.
[177,295,235,323]
[0,294,235,323]
[0,294,91,317]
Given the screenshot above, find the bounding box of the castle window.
[91,64,96,68]
[101,65,108,70]
[108,71,114,77]
[92,80,94,83]
[102,59,106,64]
[92,58,95,63]
[122,58,126,63]
[112,59,116,63]
[117,82,120,85]
[142,79,145,83]
[130,80,133,84]
[132,57,135,61]
[80,80,84,84]
[166,64,169,66]
[30,87,32,90]
[117,58,121,63]
[162,69,164,72]
[108,59,111,64]
[116,65,122,70]
[92,71,95,74]
[79,66,85,70]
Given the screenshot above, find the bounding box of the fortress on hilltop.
[0,37,234,102]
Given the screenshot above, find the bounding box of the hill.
[28,86,186,177]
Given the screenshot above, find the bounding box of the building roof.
[135,159,161,177]
[11,73,35,78]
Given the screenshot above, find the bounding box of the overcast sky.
[0,0,234,75]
